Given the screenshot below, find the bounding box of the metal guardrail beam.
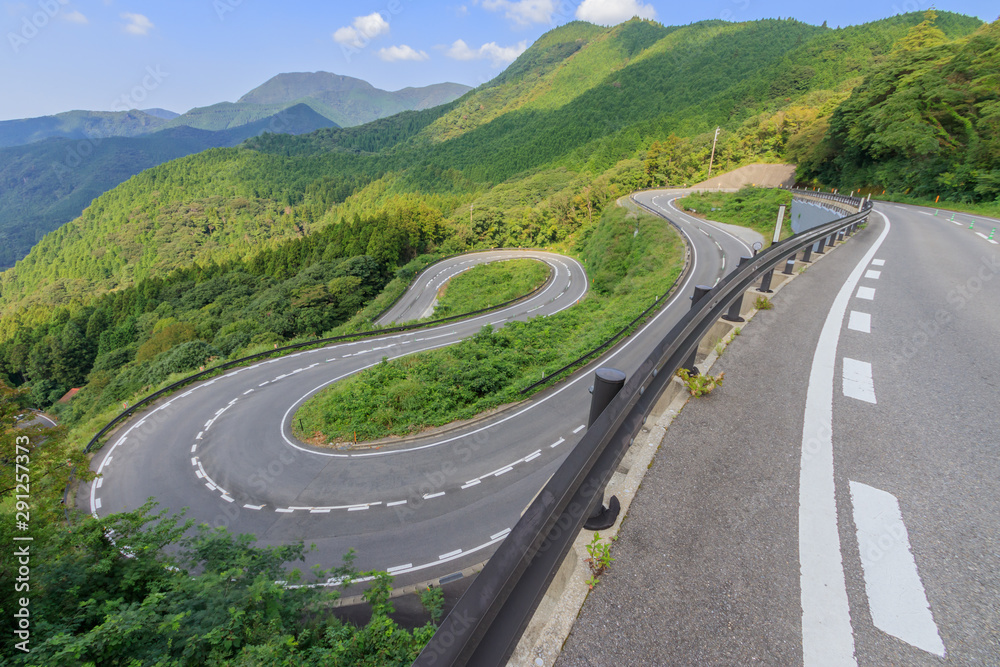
[414,201,871,666]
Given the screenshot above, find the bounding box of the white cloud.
[378,44,429,62]
[575,0,656,25]
[446,39,527,66]
[481,0,557,26]
[61,10,88,24]
[332,12,390,49]
[121,12,153,35]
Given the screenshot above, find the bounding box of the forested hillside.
[0,104,339,269]
[0,109,173,148]
[0,12,989,423]
[0,75,470,268]
[793,12,1000,202]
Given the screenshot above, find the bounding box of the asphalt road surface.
[82,194,763,588]
[557,201,999,666]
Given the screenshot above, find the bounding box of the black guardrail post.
[758,267,775,293]
[683,285,713,374]
[722,257,752,322]
[584,368,627,531]
[801,244,813,263]
[782,257,796,275]
[815,235,826,255]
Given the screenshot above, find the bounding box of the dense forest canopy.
[794,12,1000,200]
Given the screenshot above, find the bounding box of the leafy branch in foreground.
[0,492,441,665]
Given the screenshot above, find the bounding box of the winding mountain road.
[82,192,761,587]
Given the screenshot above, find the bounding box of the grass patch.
[294,206,685,444]
[432,259,550,320]
[677,187,794,244]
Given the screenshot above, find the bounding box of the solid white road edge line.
[849,481,945,656]
[799,209,891,667]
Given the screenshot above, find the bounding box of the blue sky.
[1,0,997,120]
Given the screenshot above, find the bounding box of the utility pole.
[707,127,720,180]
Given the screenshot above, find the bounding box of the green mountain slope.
[0,104,339,269]
[0,73,470,267]
[0,109,172,148]
[2,13,984,308]
[796,13,1000,201]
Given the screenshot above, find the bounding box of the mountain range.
[0,73,471,268]
[0,73,470,148]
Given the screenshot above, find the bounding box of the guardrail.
[792,189,868,214]
[413,201,872,666]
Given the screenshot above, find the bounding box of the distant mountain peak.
[141,108,180,120]
[236,72,472,127]
[238,72,378,104]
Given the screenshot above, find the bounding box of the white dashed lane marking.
[856,286,876,300]
[850,482,945,657]
[847,311,871,333]
[842,358,876,404]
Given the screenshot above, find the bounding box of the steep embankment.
[693,164,796,189]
